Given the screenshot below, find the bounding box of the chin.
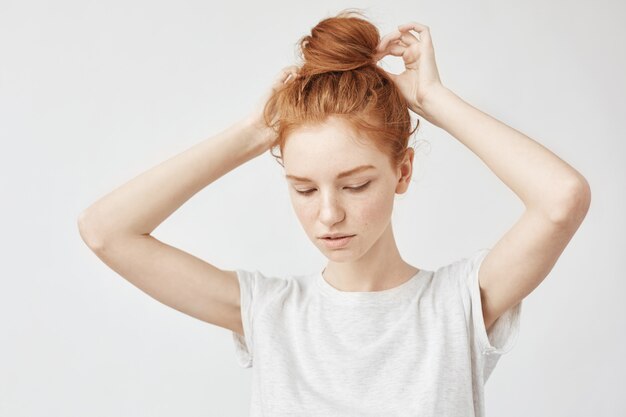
[318,245,361,262]
[323,253,354,263]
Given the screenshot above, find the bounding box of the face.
[282,116,414,262]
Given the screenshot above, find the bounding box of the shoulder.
[235,268,312,299]
[236,268,292,289]
[434,249,490,283]
[426,249,491,303]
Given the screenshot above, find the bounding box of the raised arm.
[377,22,591,332]
[77,66,299,333]
[78,119,268,243]
[423,82,590,330]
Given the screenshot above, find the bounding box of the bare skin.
[282,117,419,292]
[77,67,300,335]
[78,21,590,335]
[376,22,590,330]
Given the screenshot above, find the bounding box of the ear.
[395,148,415,194]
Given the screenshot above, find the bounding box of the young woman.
[78,10,590,417]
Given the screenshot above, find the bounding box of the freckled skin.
[282,115,418,291]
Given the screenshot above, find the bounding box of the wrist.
[409,84,450,121]
[239,115,276,154]
[420,86,459,128]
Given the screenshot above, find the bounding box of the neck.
[321,222,419,292]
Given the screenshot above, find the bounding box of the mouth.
[320,234,355,240]
[318,234,356,248]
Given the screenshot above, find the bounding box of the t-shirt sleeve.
[230,268,288,369]
[231,269,256,369]
[459,247,523,381]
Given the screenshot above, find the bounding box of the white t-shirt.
[231,248,523,417]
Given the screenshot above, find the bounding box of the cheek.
[288,187,394,229]
[290,199,316,225]
[357,189,394,227]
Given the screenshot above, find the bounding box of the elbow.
[77,210,107,251]
[547,175,592,225]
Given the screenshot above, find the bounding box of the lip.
[319,234,355,249]
[319,232,354,239]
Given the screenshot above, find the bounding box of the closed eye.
[295,181,371,196]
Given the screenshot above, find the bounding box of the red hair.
[263,9,420,170]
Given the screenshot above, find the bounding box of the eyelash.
[295,181,371,196]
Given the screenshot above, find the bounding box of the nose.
[318,191,345,226]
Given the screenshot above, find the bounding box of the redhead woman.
[78,9,590,417]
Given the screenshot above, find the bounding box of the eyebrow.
[285,164,376,182]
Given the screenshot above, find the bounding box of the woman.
[78,10,590,416]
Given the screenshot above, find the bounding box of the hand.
[243,65,300,151]
[375,22,446,119]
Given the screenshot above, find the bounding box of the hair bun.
[297,10,380,76]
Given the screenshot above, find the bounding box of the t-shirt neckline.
[316,267,430,303]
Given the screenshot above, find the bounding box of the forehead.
[282,117,385,180]
[285,164,376,182]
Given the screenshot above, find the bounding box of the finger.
[397,21,429,32]
[376,44,407,63]
[376,29,403,54]
[273,65,299,86]
[397,22,431,41]
[375,34,407,61]
[388,40,406,57]
[399,31,420,46]
[283,65,300,81]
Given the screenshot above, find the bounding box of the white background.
[1,0,623,416]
